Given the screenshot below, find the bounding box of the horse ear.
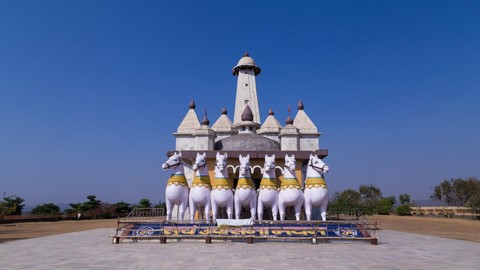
[203,152,206,157]
[292,154,295,159]
[265,154,268,159]
[310,153,313,159]
[285,154,288,159]
[239,154,243,159]
[216,152,220,159]
[178,152,182,157]
[272,154,275,159]
[224,152,228,159]
[246,154,250,159]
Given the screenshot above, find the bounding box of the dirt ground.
[1,215,479,243]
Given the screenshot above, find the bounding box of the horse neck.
[214,167,228,178]
[306,166,322,178]
[195,166,209,177]
[171,164,185,175]
[239,169,251,179]
[262,169,276,179]
[283,167,296,179]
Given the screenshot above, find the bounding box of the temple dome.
[232,53,261,76]
[215,133,280,151]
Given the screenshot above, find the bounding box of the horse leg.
[189,194,196,221]
[205,192,211,221]
[234,194,241,220]
[278,198,286,221]
[257,198,264,221]
[249,191,256,220]
[179,187,189,221]
[272,197,279,221]
[294,200,303,221]
[304,190,312,221]
[211,195,218,220]
[166,199,173,222]
[226,195,233,219]
[320,194,329,222]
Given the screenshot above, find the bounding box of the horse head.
[264,154,276,173]
[215,152,228,172]
[239,154,251,175]
[309,154,329,174]
[284,154,296,172]
[193,152,207,171]
[162,152,182,170]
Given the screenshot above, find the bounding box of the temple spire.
[232,53,261,126]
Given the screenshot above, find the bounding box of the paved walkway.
[0,229,479,269]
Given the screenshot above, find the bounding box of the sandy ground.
[1,215,479,243]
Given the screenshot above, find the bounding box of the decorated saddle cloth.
[236,177,255,190]
[191,175,212,188]
[305,177,327,189]
[212,177,232,190]
[167,174,188,187]
[280,177,302,190]
[259,177,279,191]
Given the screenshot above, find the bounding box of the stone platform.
[113,220,378,244]
[1,228,479,269]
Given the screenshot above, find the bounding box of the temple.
[168,53,328,219]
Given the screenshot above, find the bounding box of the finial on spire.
[241,105,254,122]
[298,99,304,110]
[243,52,249,57]
[201,109,210,126]
[268,108,274,116]
[286,106,293,125]
[189,99,196,110]
[221,107,228,115]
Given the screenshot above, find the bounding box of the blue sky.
[1,1,479,206]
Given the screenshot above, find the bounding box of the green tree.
[31,203,61,215]
[135,198,152,209]
[67,195,102,214]
[396,203,412,216]
[114,201,132,214]
[431,177,480,206]
[399,194,411,204]
[329,189,362,210]
[2,195,25,215]
[358,185,383,215]
[466,195,480,214]
[376,196,396,215]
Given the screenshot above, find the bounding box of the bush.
[31,203,61,215]
[375,197,395,215]
[396,203,412,216]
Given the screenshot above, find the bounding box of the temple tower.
[232,53,261,126]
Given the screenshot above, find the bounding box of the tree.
[376,196,396,215]
[466,195,480,214]
[67,195,102,214]
[396,203,412,216]
[399,194,411,204]
[31,203,61,215]
[2,195,25,215]
[431,177,480,206]
[114,201,132,214]
[328,189,362,211]
[358,185,383,215]
[135,198,152,209]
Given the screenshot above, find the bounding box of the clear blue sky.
[1,1,479,206]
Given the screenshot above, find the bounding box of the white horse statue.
[257,154,279,221]
[211,152,234,220]
[278,154,304,221]
[162,152,189,221]
[189,152,212,220]
[234,154,256,220]
[304,154,330,221]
